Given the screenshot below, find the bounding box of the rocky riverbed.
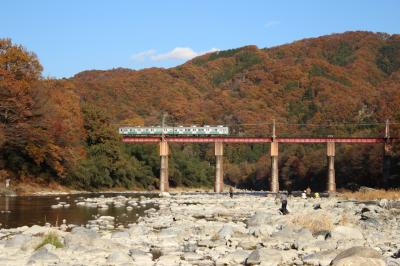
[0,193,399,265]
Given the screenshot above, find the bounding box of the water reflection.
[0,193,158,229]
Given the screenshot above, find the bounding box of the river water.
[0,193,157,229]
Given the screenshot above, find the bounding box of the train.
[119,125,229,136]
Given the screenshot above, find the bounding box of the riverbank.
[2,180,216,196]
[0,193,399,265]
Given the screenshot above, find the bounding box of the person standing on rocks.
[278,191,289,215]
[306,187,312,198]
[229,187,234,198]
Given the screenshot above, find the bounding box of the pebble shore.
[0,193,399,265]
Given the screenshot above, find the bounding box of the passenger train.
[119,126,229,136]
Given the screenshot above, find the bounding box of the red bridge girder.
[122,136,387,144]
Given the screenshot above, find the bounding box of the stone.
[238,237,259,250]
[106,251,133,264]
[331,226,364,240]
[22,225,49,236]
[217,224,234,239]
[182,252,203,261]
[64,227,99,248]
[28,248,60,263]
[183,242,197,252]
[156,254,181,265]
[5,234,31,248]
[379,199,389,208]
[392,249,400,259]
[111,230,130,239]
[333,257,386,266]
[217,250,251,265]
[302,249,342,266]
[159,192,171,198]
[332,246,383,262]
[250,224,275,238]
[246,211,271,227]
[246,248,282,266]
[98,215,115,222]
[41,243,56,251]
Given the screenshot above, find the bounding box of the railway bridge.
[122,130,394,193]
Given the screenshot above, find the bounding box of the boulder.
[159,192,171,198]
[222,201,235,208]
[217,224,234,239]
[249,224,274,238]
[128,224,151,237]
[238,237,259,250]
[331,246,385,266]
[182,252,203,262]
[331,226,363,240]
[246,248,282,266]
[333,257,386,266]
[302,249,342,266]
[129,248,153,260]
[156,254,181,266]
[106,251,132,264]
[217,250,251,265]
[64,227,99,248]
[111,230,130,239]
[379,199,389,209]
[28,248,59,264]
[246,211,271,227]
[22,225,49,236]
[5,234,31,248]
[183,242,197,252]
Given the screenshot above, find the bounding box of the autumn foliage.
[1,31,400,191]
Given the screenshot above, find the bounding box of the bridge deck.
[122,136,387,144]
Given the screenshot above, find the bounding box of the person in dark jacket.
[279,191,289,215]
[229,187,234,198]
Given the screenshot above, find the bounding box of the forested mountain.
[1,31,399,191]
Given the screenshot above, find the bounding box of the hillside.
[1,31,399,192]
[72,31,400,134]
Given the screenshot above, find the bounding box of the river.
[0,193,158,229]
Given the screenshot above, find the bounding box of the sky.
[1,0,399,78]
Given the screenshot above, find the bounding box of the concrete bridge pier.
[214,142,224,193]
[159,141,169,192]
[383,120,392,188]
[327,141,336,193]
[270,141,279,193]
[383,140,392,188]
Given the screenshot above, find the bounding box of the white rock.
[331,226,364,240]
[106,251,132,264]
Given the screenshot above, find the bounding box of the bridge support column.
[327,141,336,193]
[383,140,392,189]
[214,142,224,193]
[160,141,169,192]
[383,120,392,188]
[270,141,279,193]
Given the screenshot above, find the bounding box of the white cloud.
[265,20,280,28]
[131,49,157,61]
[152,47,198,61]
[131,47,220,62]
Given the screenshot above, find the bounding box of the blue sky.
[1,0,399,78]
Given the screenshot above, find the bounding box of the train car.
[119,126,229,136]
